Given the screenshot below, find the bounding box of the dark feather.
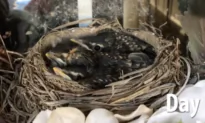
[47,30,156,89]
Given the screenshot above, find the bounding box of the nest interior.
[1,20,189,122]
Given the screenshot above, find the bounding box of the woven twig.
[2,19,188,123]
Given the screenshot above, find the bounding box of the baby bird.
[45,51,67,67]
[45,47,97,68]
[53,66,93,81]
[53,67,72,80]
[45,35,155,89]
[128,52,153,68]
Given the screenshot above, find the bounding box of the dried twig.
[7,51,24,57]
[0,56,9,64]
[0,35,13,69]
[0,69,15,74]
[176,57,191,96]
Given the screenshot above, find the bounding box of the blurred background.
[2,0,205,64]
[8,0,185,38]
[5,0,186,53]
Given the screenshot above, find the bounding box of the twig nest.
[47,107,85,123]
[85,108,119,123]
[4,20,188,123]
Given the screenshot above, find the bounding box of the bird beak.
[70,38,92,51]
[53,67,72,80]
[45,52,56,60]
[45,52,50,59]
[45,52,57,59]
[45,52,67,66]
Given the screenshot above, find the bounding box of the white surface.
[146,80,205,123]
[47,107,85,123]
[178,80,205,122]
[128,115,150,123]
[78,0,93,27]
[85,108,119,123]
[32,109,52,123]
[147,106,197,123]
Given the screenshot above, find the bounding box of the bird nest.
[0,36,23,122]
[3,19,190,122]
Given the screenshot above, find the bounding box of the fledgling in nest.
[45,31,156,89]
